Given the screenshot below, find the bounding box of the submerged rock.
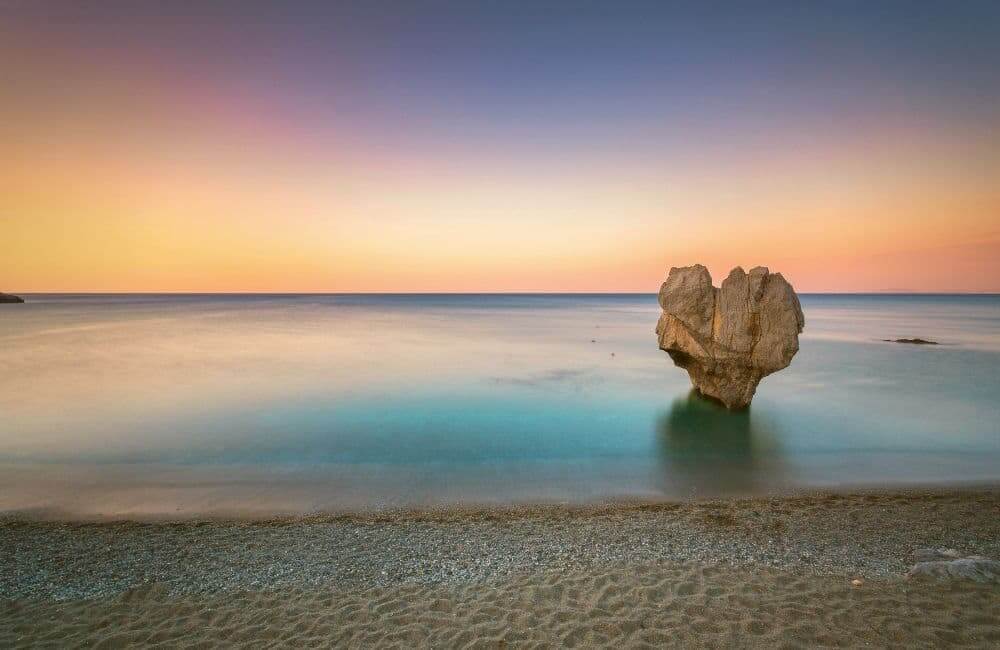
[0,292,24,303]
[884,338,938,345]
[907,549,1000,584]
[655,265,804,409]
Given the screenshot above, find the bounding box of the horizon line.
[9,291,1000,296]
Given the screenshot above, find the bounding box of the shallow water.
[1,294,998,516]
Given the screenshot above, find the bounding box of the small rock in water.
[851,578,864,587]
[884,338,938,345]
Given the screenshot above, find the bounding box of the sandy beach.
[3,488,999,647]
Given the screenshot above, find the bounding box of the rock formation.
[655,265,804,409]
[908,548,1000,584]
[0,292,24,303]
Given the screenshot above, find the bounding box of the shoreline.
[4,488,998,597]
[3,480,999,524]
[4,487,999,647]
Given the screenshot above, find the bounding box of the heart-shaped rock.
[656,265,804,409]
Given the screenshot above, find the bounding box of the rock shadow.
[656,390,786,497]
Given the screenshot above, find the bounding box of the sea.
[1,293,998,517]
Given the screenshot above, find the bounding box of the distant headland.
[0,293,25,303]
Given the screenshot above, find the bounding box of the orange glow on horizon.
[3,9,999,294]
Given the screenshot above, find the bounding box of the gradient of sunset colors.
[3,1,999,292]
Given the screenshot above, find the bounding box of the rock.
[655,265,804,409]
[907,554,1000,584]
[884,338,938,345]
[0,292,25,304]
[851,578,864,587]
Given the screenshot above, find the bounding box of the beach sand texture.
[4,563,999,648]
[3,490,999,648]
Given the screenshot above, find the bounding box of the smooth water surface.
[1,294,998,516]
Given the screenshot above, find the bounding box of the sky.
[2,1,999,292]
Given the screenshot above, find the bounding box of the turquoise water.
[1,294,998,516]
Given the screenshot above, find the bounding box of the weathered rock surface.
[0,292,24,304]
[656,265,804,409]
[907,549,1000,584]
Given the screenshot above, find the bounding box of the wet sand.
[3,489,999,647]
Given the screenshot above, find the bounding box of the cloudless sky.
[3,1,999,291]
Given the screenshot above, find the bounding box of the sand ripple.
[3,563,999,648]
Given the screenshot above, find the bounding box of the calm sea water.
[1,294,998,517]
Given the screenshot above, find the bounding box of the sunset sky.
[3,1,999,292]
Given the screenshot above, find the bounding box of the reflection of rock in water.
[656,390,785,497]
